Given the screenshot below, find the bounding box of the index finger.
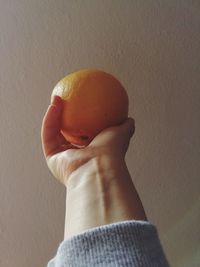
[41,96,74,158]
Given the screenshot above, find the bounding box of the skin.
[41,96,147,239]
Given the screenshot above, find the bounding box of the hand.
[41,96,135,186]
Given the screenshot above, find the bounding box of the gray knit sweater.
[47,220,169,267]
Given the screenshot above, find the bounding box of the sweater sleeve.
[47,220,170,267]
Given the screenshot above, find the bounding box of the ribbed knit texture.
[47,220,169,267]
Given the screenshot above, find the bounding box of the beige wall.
[0,1,200,266]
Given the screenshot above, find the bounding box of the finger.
[41,96,71,157]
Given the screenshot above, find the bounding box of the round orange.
[51,69,129,147]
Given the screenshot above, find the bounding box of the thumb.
[116,117,135,139]
[113,117,135,156]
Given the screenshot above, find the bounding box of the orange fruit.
[51,69,129,147]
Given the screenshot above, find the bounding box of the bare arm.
[42,96,169,267]
[65,155,146,239]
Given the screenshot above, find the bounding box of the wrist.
[65,151,124,190]
[64,153,147,239]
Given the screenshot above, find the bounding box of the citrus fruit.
[51,69,129,147]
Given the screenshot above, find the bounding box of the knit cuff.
[47,220,169,267]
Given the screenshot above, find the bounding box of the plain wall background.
[0,1,200,266]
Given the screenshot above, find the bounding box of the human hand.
[41,96,135,186]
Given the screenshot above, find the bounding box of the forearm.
[64,155,147,239]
